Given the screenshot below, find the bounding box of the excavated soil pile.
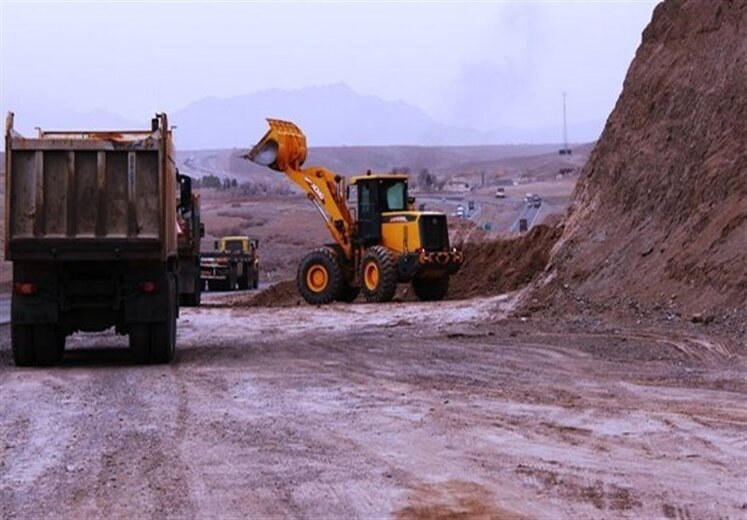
[448,217,489,247]
[210,280,302,308]
[448,224,562,299]
[533,0,747,326]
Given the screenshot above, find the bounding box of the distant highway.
[418,192,546,233]
[510,203,544,232]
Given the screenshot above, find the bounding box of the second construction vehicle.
[247,119,463,304]
[200,236,259,291]
[177,173,204,306]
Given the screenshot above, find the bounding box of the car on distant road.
[456,205,465,218]
[495,187,506,198]
[531,195,542,208]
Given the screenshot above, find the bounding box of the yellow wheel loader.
[246,119,463,304]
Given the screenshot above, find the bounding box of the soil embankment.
[530,0,746,338]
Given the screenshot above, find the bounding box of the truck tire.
[129,323,151,364]
[34,324,65,366]
[12,324,64,367]
[297,248,343,305]
[180,272,201,306]
[412,275,450,302]
[361,246,397,303]
[238,271,249,290]
[11,325,35,366]
[193,271,202,305]
[151,275,177,364]
[129,276,177,364]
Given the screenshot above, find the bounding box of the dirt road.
[1,295,745,519]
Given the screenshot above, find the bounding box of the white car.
[456,205,465,217]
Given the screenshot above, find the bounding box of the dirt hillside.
[533,0,747,329]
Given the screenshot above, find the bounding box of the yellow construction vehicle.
[247,119,463,304]
[201,236,260,291]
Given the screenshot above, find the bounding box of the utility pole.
[559,92,572,155]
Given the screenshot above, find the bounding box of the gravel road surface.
[1,296,745,519]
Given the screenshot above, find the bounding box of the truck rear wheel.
[151,286,177,364]
[412,275,450,302]
[180,272,202,306]
[12,324,64,367]
[129,276,177,364]
[129,323,151,364]
[11,325,35,367]
[297,248,343,305]
[361,246,397,303]
[238,264,249,290]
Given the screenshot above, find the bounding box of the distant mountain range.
[3,84,604,149]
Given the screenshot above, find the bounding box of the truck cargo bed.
[4,113,177,261]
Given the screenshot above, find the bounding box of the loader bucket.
[246,118,307,172]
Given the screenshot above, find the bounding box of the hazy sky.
[1,1,658,133]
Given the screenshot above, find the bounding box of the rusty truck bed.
[4,113,177,261]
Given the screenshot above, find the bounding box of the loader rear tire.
[412,275,450,302]
[361,246,397,303]
[297,248,343,305]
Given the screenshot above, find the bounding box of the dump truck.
[4,112,180,366]
[177,173,203,306]
[200,236,259,291]
[247,119,463,304]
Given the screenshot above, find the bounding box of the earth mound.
[532,0,746,328]
[448,225,562,300]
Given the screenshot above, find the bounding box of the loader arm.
[247,119,355,258]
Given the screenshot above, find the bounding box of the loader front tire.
[361,246,397,303]
[412,275,449,302]
[297,248,343,305]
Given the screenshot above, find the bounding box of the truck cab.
[201,236,259,291]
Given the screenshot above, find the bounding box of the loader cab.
[350,173,409,246]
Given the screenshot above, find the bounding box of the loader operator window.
[359,183,374,215]
[382,181,406,212]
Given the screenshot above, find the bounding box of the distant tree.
[200,174,221,189]
[417,168,436,190]
[390,166,411,176]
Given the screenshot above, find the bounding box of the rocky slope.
[535,0,747,329]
